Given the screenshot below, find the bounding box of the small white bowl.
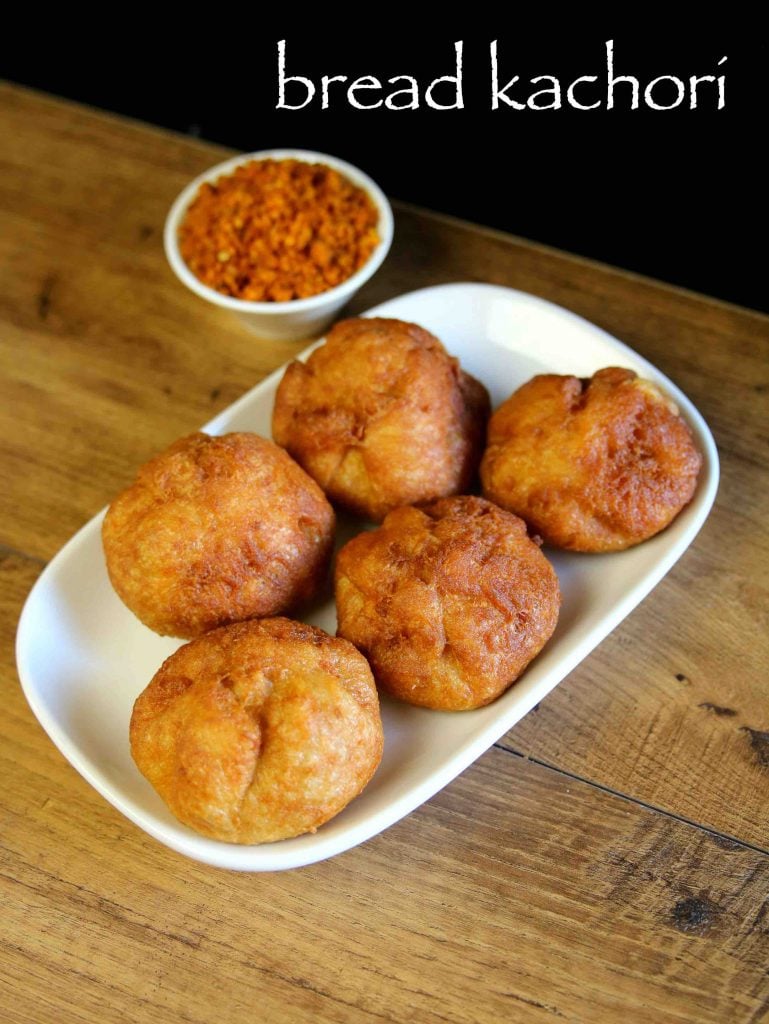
[164,149,394,341]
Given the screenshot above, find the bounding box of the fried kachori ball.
[272,317,490,521]
[481,368,702,552]
[335,496,560,711]
[130,618,383,844]
[102,432,334,639]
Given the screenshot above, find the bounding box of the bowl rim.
[163,148,394,313]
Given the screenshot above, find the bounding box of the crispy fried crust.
[102,432,335,638]
[130,618,383,844]
[481,368,702,552]
[335,496,560,710]
[272,317,490,521]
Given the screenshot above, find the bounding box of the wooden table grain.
[2,82,768,1024]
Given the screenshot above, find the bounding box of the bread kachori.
[335,495,560,710]
[481,367,702,552]
[272,317,490,521]
[130,617,383,843]
[102,432,334,638]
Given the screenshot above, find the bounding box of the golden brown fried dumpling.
[130,618,383,844]
[102,432,334,638]
[272,317,490,521]
[335,496,560,710]
[481,368,702,552]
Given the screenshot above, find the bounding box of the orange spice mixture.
[178,159,381,302]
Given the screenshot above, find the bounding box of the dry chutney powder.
[178,159,380,302]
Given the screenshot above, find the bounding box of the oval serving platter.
[16,282,719,871]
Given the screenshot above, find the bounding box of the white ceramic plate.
[16,283,719,871]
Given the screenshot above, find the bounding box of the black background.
[4,23,765,312]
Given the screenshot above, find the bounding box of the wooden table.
[2,82,768,1024]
